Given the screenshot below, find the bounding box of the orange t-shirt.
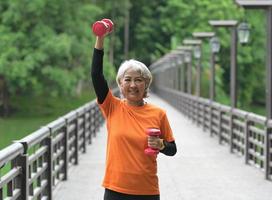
[98,90,175,195]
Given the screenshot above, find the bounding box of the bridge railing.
[153,85,272,181]
[0,97,106,200]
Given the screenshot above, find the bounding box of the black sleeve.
[160,141,177,156]
[91,48,109,104]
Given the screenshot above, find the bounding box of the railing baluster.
[218,108,223,144]
[82,108,87,153]
[75,115,79,165]
[230,110,234,153]
[45,136,53,200]
[63,121,68,181]
[209,101,213,137]
[15,153,29,200]
[0,188,2,200]
[265,125,272,179]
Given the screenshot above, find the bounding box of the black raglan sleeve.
[91,48,109,104]
[160,141,177,156]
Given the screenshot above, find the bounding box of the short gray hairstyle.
[116,59,152,98]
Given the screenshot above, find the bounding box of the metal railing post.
[230,110,234,153]
[209,101,213,136]
[15,154,28,200]
[86,107,92,145]
[266,7,272,120]
[218,108,223,144]
[77,109,86,154]
[75,115,79,165]
[244,116,252,165]
[63,121,69,180]
[264,123,272,179]
[45,136,53,200]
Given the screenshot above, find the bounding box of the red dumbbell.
[101,19,114,33]
[144,128,161,156]
[92,18,114,37]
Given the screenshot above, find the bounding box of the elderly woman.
[91,34,177,200]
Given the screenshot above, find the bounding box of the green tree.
[0,0,267,116]
[0,0,106,115]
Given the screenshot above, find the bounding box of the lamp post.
[169,52,182,90]
[174,50,185,91]
[183,39,202,95]
[235,0,272,180]
[166,54,177,89]
[193,32,215,98]
[209,36,221,101]
[235,0,272,120]
[185,50,192,94]
[209,20,238,154]
[209,20,238,108]
[177,46,193,93]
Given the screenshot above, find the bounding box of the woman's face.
[120,68,146,106]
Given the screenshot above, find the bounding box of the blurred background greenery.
[0,0,267,149]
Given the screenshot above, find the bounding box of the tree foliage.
[0,0,102,97]
[0,0,268,115]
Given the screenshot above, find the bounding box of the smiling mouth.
[129,90,138,94]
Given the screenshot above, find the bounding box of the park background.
[0,0,267,149]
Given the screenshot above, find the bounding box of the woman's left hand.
[148,136,164,150]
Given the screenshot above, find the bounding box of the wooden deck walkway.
[53,94,272,200]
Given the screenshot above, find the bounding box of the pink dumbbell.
[92,18,114,36]
[144,128,161,156]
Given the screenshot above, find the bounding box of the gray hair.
[116,59,152,98]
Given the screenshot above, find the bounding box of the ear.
[119,79,124,88]
[119,79,125,92]
[119,83,125,98]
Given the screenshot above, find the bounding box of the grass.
[0,89,96,150]
[240,104,265,116]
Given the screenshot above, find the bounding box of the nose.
[129,80,137,87]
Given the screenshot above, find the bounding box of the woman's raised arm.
[91,36,109,104]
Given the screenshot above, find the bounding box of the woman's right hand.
[92,19,114,49]
[92,19,113,37]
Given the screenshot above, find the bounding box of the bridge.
[1,83,272,200]
[1,1,272,199]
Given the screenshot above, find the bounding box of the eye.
[135,79,143,83]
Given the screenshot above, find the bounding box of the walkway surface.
[53,94,272,200]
